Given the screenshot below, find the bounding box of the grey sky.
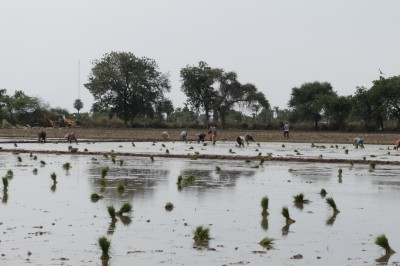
[1,1,399,113]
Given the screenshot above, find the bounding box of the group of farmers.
[35,126,400,150]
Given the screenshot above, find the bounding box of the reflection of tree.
[282,224,291,236]
[50,184,57,193]
[107,220,117,235]
[261,216,268,231]
[2,190,8,204]
[326,213,338,226]
[87,163,169,202]
[375,253,394,264]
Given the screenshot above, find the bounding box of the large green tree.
[370,76,400,128]
[214,71,269,128]
[85,52,171,127]
[323,95,352,130]
[288,81,336,130]
[73,99,84,114]
[180,61,222,128]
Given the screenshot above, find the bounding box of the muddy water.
[0,150,400,265]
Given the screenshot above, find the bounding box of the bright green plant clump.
[259,237,274,249]
[375,234,395,255]
[98,236,111,260]
[193,225,210,245]
[118,202,132,215]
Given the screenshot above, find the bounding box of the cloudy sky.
[1,0,399,113]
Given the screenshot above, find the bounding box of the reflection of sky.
[1,153,400,265]
[2,141,400,163]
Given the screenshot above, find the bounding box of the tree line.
[1,51,400,131]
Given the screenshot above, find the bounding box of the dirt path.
[1,128,399,145]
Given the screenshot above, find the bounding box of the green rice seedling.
[33,155,37,160]
[98,236,111,260]
[245,159,251,163]
[118,202,132,215]
[132,142,135,147]
[119,160,123,166]
[370,155,376,158]
[281,206,295,224]
[320,188,327,197]
[258,152,262,157]
[257,143,260,147]
[293,193,310,203]
[107,206,117,220]
[2,177,8,191]
[338,168,343,177]
[288,168,294,172]
[215,166,221,173]
[103,154,109,159]
[311,143,315,147]
[99,178,106,187]
[363,156,366,161]
[50,172,57,184]
[330,145,334,148]
[320,145,326,149]
[349,160,354,166]
[165,202,174,211]
[111,158,116,164]
[261,196,269,216]
[118,145,122,148]
[259,158,265,165]
[32,168,38,175]
[189,146,194,149]
[251,165,260,168]
[101,167,109,178]
[326,197,339,214]
[150,155,154,162]
[255,149,259,152]
[40,160,46,166]
[177,175,183,186]
[259,237,274,249]
[6,169,13,179]
[319,154,323,158]
[190,155,198,160]
[165,149,169,154]
[17,156,22,162]
[294,149,298,153]
[62,162,71,170]
[117,184,125,194]
[229,148,234,154]
[282,144,285,148]
[193,226,210,245]
[369,162,376,172]
[162,144,166,148]
[344,149,348,154]
[84,148,88,152]
[91,193,103,202]
[29,152,33,157]
[375,234,395,255]
[335,144,338,149]
[203,143,207,146]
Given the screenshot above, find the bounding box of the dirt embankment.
[0,128,399,145]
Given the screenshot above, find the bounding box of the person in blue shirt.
[353,137,364,149]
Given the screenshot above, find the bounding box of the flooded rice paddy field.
[0,141,400,265]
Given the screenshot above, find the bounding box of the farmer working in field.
[353,137,364,149]
[197,133,206,143]
[180,131,187,141]
[283,122,290,139]
[237,134,255,147]
[208,126,217,145]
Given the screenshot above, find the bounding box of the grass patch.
[259,237,274,249]
[118,202,132,215]
[50,172,57,184]
[98,236,111,260]
[375,234,395,255]
[326,197,339,214]
[193,226,210,246]
[261,196,269,216]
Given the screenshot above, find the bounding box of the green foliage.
[375,234,395,255]
[73,99,84,113]
[107,206,116,220]
[259,237,274,248]
[117,184,125,194]
[215,166,221,173]
[326,197,339,213]
[17,156,22,162]
[293,193,310,203]
[177,175,183,186]
[32,168,38,175]
[6,170,13,179]
[62,162,71,170]
[40,160,46,165]
[289,81,336,129]
[101,167,109,178]
[150,155,154,162]
[320,188,327,197]
[98,236,111,259]
[118,202,132,215]
[50,172,57,183]
[281,206,290,219]
[261,196,269,211]
[193,225,210,245]
[91,193,103,202]
[85,51,171,127]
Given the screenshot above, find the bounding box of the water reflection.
[261,216,269,231]
[2,190,8,204]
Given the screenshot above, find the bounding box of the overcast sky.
[1,0,399,113]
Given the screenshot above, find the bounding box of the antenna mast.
[78,60,80,100]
